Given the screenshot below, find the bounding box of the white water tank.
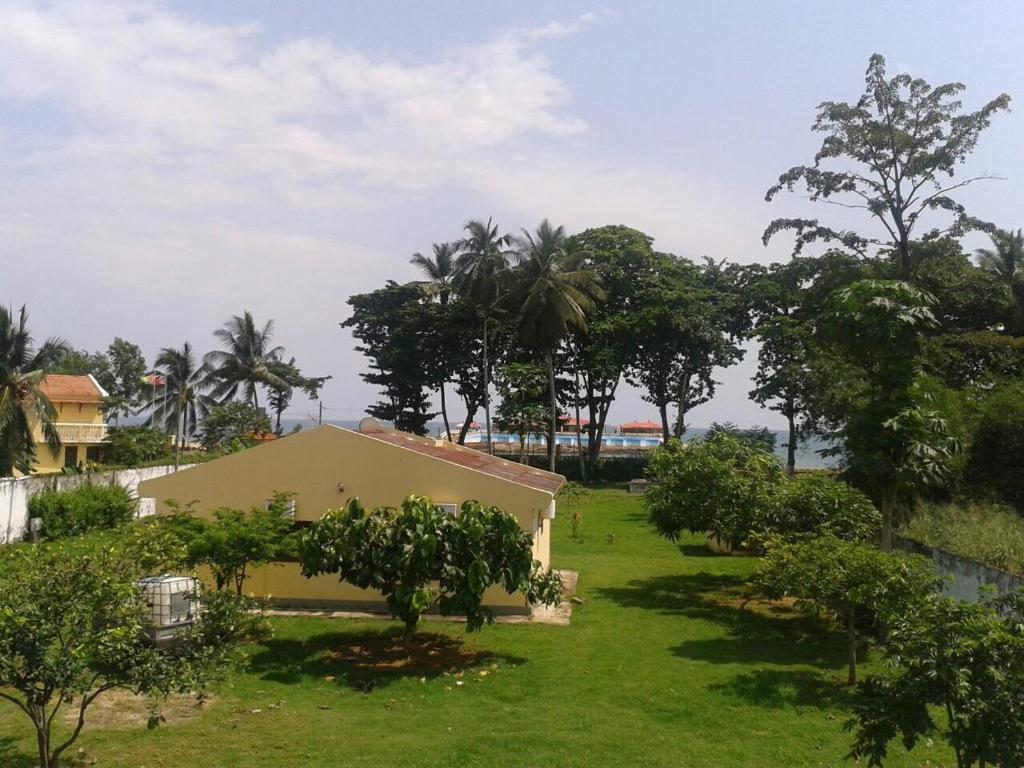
[137,575,199,646]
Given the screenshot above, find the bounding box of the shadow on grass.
[597,571,851,707]
[676,543,723,558]
[0,735,37,768]
[247,627,526,693]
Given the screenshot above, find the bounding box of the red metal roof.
[358,425,564,495]
[619,420,661,430]
[40,375,105,404]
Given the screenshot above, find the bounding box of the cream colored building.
[27,374,109,475]
[138,420,565,613]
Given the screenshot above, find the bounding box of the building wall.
[138,426,557,611]
[29,400,108,474]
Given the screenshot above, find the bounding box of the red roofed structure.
[618,420,662,435]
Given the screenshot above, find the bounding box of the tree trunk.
[672,373,691,439]
[174,405,183,471]
[482,315,492,455]
[897,230,911,280]
[457,403,478,445]
[785,407,797,476]
[546,352,557,473]
[403,616,418,648]
[574,369,586,481]
[846,605,858,686]
[659,401,671,444]
[439,384,452,441]
[36,715,52,768]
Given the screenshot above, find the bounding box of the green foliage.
[204,311,288,408]
[847,591,1024,767]
[300,495,561,644]
[756,536,939,684]
[103,425,172,466]
[198,401,272,452]
[707,421,777,451]
[901,501,1024,575]
[779,473,881,543]
[27,483,137,539]
[645,433,785,549]
[964,382,1024,510]
[0,536,249,768]
[926,330,1024,389]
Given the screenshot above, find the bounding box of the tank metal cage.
[137,575,200,647]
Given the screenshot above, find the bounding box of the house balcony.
[54,422,109,444]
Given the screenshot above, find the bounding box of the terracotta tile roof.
[619,420,661,430]
[40,374,105,404]
[356,424,565,495]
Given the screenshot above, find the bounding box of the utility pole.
[318,400,323,426]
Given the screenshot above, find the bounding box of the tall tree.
[266,358,330,434]
[205,311,288,409]
[508,220,604,471]
[103,337,147,425]
[974,228,1024,334]
[0,306,67,476]
[455,218,515,454]
[764,54,1010,279]
[410,242,458,440]
[145,343,213,469]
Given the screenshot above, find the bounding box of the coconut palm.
[455,219,516,454]
[0,306,68,476]
[510,220,605,471]
[975,228,1024,333]
[411,243,458,440]
[204,311,288,409]
[145,343,214,469]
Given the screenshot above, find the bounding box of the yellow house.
[29,374,109,474]
[138,419,565,614]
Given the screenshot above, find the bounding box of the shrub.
[964,382,1024,510]
[27,483,137,539]
[900,501,1024,575]
[199,402,273,452]
[778,473,881,542]
[103,425,172,466]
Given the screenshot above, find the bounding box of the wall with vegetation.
[895,536,1023,602]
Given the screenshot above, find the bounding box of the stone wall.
[895,535,1023,603]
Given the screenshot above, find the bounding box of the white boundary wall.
[1,465,192,544]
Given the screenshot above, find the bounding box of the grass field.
[0,487,947,767]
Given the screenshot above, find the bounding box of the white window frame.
[437,502,459,517]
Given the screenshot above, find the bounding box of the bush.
[778,473,881,542]
[900,501,1024,575]
[103,425,172,466]
[27,483,137,539]
[965,382,1024,510]
[199,402,273,452]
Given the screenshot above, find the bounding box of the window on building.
[437,502,459,517]
[63,446,79,468]
[86,446,102,464]
[266,497,297,518]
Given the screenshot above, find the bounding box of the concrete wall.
[1,464,191,544]
[895,535,1023,603]
[139,426,558,611]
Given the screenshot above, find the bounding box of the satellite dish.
[358,417,383,433]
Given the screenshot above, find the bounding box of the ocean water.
[280,418,836,470]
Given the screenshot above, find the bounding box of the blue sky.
[2,1,1022,429]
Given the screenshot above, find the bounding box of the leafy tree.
[144,343,214,469]
[778,473,881,543]
[455,218,516,453]
[300,495,563,646]
[707,421,777,452]
[205,311,288,409]
[343,281,437,435]
[847,590,1024,767]
[103,425,172,466]
[495,361,547,463]
[974,227,1024,334]
[756,536,939,685]
[103,338,148,424]
[509,220,604,471]
[566,225,661,463]
[49,349,112,387]
[27,483,137,539]
[964,382,1024,510]
[764,53,1010,279]
[646,433,785,550]
[926,330,1024,389]
[410,242,458,440]
[198,401,273,453]
[0,306,67,476]
[0,538,248,768]
[178,493,296,595]
[264,358,329,435]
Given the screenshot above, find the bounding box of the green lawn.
[1,487,947,767]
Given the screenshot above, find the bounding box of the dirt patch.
[61,690,214,731]
[319,633,491,674]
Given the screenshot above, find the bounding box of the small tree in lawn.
[182,492,295,595]
[755,536,939,685]
[0,539,248,768]
[300,495,562,646]
[847,590,1024,768]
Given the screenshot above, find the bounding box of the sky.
[2,0,1023,430]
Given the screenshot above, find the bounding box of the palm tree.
[975,228,1024,333]
[0,306,68,476]
[411,243,458,440]
[455,219,516,454]
[145,343,213,469]
[510,220,604,471]
[204,311,287,409]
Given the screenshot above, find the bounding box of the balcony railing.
[54,422,109,444]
